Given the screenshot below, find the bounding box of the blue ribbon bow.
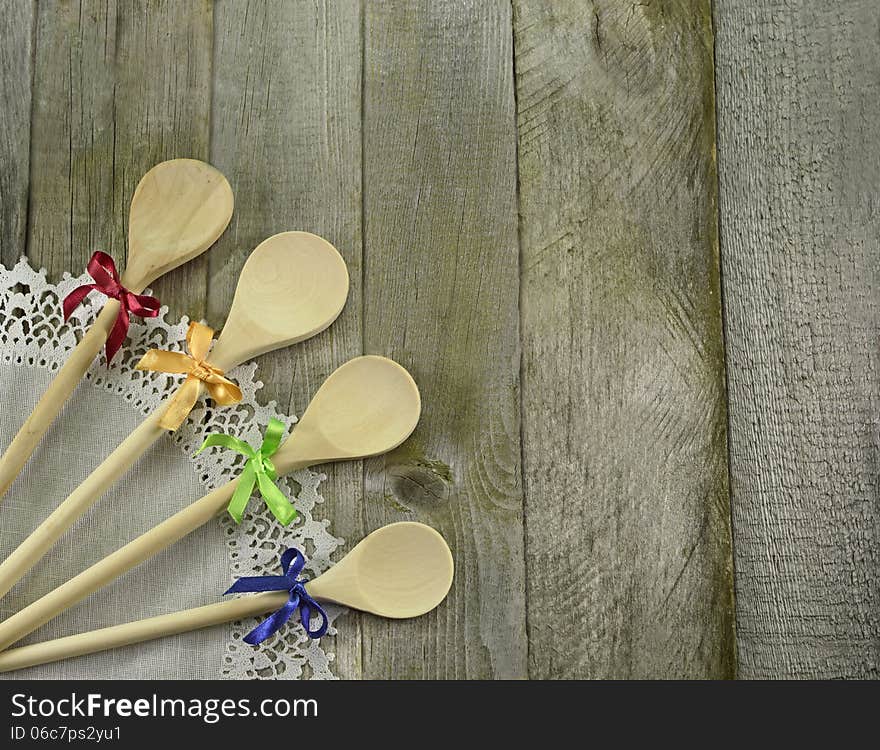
[224,548,328,644]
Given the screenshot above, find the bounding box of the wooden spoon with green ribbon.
[0,523,452,673]
[0,159,234,500]
[0,356,421,652]
[0,232,349,601]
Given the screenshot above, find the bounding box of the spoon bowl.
[209,232,350,371]
[308,522,454,618]
[273,355,421,469]
[122,159,234,291]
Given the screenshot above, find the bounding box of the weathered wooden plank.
[210,0,363,679]
[26,0,212,318]
[514,0,735,678]
[362,1,526,679]
[113,0,213,318]
[714,1,880,678]
[0,0,35,268]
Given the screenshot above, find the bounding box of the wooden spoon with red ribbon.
[0,231,349,600]
[0,356,421,653]
[0,159,234,500]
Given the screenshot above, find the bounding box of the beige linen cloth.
[0,258,340,679]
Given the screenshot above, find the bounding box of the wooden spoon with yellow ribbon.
[0,159,234,501]
[0,356,421,651]
[0,231,349,600]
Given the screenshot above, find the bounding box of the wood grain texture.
[362,0,526,679]
[209,0,364,678]
[26,0,212,317]
[714,0,880,678]
[0,0,34,268]
[514,0,735,678]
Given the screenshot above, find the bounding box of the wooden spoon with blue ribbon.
[0,356,420,651]
[0,232,349,601]
[0,523,453,673]
[0,159,234,500]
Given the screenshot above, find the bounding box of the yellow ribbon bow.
[136,321,242,431]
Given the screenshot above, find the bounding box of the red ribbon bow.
[62,251,161,363]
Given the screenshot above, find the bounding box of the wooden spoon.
[0,523,452,673]
[0,232,349,601]
[0,159,234,500]
[0,356,420,651]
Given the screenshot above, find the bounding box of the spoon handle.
[0,477,239,650]
[0,407,166,602]
[0,301,120,500]
[0,591,289,674]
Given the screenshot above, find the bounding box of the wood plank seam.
[509,0,534,675]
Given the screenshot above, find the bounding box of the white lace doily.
[0,257,342,679]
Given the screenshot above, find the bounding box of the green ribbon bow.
[195,418,296,526]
